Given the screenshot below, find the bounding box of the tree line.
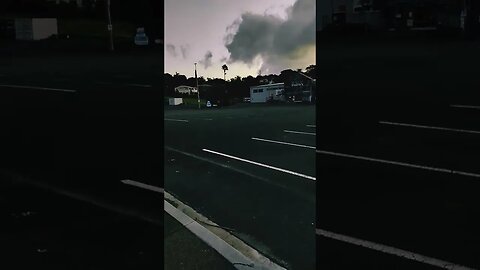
[164,65,317,100]
[2,0,161,38]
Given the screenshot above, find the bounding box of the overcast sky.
[165,0,315,79]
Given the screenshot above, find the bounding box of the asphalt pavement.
[317,34,480,269]
[164,105,316,270]
[0,49,165,268]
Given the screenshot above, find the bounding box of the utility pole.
[331,0,335,24]
[106,0,114,51]
[294,69,316,103]
[222,64,228,103]
[195,63,200,109]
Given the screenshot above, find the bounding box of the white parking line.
[126,84,152,88]
[0,169,162,225]
[0,84,77,93]
[164,118,189,122]
[113,74,132,79]
[203,148,316,181]
[306,125,316,128]
[379,121,480,135]
[121,179,164,193]
[97,81,152,88]
[317,229,475,270]
[450,104,480,110]
[316,150,480,178]
[165,146,315,200]
[252,137,316,150]
[284,130,316,136]
[96,81,114,85]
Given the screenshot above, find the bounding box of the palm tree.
[222,64,228,81]
[221,64,229,103]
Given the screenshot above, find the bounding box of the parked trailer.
[15,18,58,41]
[168,98,183,106]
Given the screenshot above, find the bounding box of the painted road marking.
[97,82,152,88]
[165,146,315,201]
[316,150,480,179]
[121,179,164,193]
[450,104,480,110]
[0,84,77,93]
[0,169,161,225]
[252,137,316,150]
[306,125,316,128]
[379,121,480,135]
[284,130,316,136]
[164,118,189,123]
[96,81,114,85]
[113,74,132,79]
[317,229,475,270]
[126,84,152,88]
[203,148,316,181]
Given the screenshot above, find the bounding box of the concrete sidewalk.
[165,212,237,270]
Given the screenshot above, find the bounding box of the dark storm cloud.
[225,14,282,63]
[199,51,213,69]
[166,44,177,57]
[225,0,315,74]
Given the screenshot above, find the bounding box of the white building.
[175,85,198,95]
[47,0,84,7]
[249,83,285,103]
[15,18,58,40]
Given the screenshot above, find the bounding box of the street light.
[106,0,114,51]
[331,0,335,24]
[195,63,200,109]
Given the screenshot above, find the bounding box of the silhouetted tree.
[164,64,315,102]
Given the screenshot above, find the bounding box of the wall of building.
[250,88,268,103]
[15,18,58,40]
[14,19,33,40]
[318,0,333,30]
[32,18,57,40]
[250,83,285,103]
[175,86,197,95]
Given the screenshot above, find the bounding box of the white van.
[134,27,149,46]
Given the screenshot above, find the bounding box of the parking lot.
[0,174,162,270]
[0,49,165,268]
[164,104,316,270]
[317,35,480,269]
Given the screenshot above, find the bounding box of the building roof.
[250,82,284,90]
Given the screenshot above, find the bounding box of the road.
[164,104,316,270]
[317,34,480,269]
[0,50,166,268]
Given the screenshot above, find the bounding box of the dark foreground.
[0,177,162,269]
[317,34,480,268]
[0,46,164,268]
